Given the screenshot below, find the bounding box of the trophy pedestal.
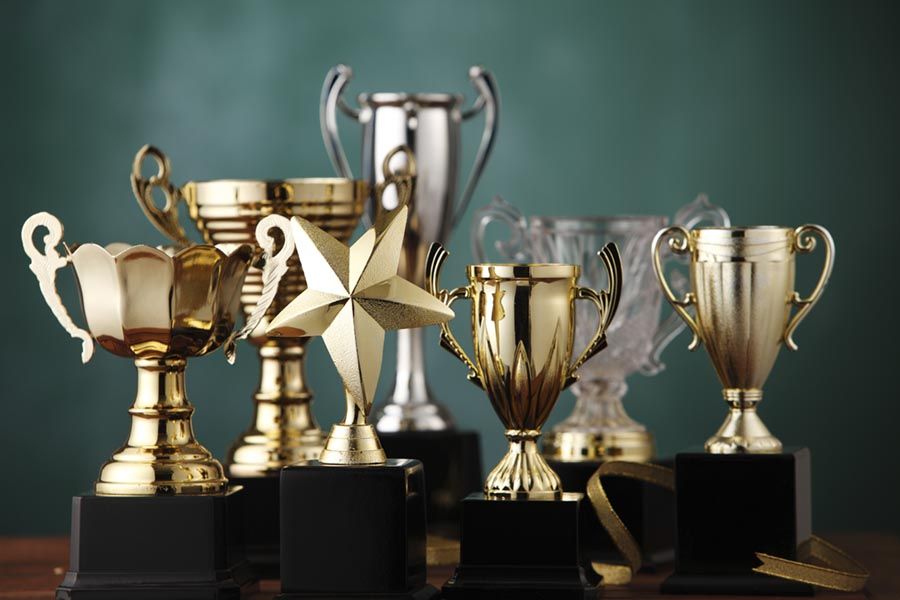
[548,457,675,574]
[277,459,438,600]
[56,488,257,599]
[229,474,280,579]
[441,492,599,600]
[378,430,482,536]
[661,448,814,596]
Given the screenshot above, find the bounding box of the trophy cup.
[652,223,835,594]
[130,144,372,576]
[22,210,291,598]
[320,64,499,530]
[426,242,622,598]
[264,199,454,599]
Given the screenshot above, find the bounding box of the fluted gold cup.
[426,244,623,498]
[652,225,835,453]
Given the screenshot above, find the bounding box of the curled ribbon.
[586,461,869,592]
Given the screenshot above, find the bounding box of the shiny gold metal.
[131,145,370,476]
[652,225,835,453]
[266,162,455,466]
[22,211,291,495]
[426,244,623,498]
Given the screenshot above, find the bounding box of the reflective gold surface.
[652,225,835,453]
[426,244,623,498]
[22,211,287,494]
[131,145,367,476]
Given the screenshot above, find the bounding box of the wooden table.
[1,533,897,599]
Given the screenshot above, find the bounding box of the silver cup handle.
[455,66,500,228]
[320,64,357,181]
[22,212,94,363]
[470,195,530,263]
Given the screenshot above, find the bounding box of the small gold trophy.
[426,243,621,598]
[22,210,291,597]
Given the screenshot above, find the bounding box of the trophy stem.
[319,390,387,465]
[95,358,227,496]
[705,388,783,454]
[485,431,562,499]
[226,343,324,477]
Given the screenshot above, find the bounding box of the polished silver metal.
[320,63,500,432]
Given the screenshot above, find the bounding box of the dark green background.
[2,0,898,535]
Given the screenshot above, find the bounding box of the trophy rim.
[530,214,668,231]
[692,225,794,243]
[359,92,464,107]
[69,241,249,260]
[186,177,362,187]
[467,262,580,279]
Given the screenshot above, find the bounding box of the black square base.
[442,492,599,600]
[548,457,675,574]
[379,430,482,536]
[56,488,257,599]
[661,447,814,596]
[229,474,280,579]
[278,459,435,599]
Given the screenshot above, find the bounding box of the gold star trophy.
[265,153,452,600]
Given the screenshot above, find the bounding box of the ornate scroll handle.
[374,145,417,218]
[425,243,484,389]
[565,243,623,389]
[131,145,191,247]
[21,212,94,363]
[223,214,294,364]
[784,224,835,351]
[470,195,530,263]
[319,64,356,180]
[454,65,500,228]
[652,226,702,351]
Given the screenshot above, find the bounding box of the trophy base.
[229,474,280,579]
[276,586,439,599]
[56,487,257,600]
[547,457,675,576]
[278,459,432,599]
[378,430,482,536]
[661,447,813,596]
[441,492,598,600]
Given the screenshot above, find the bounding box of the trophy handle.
[454,65,500,228]
[652,225,702,351]
[320,64,357,180]
[470,195,530,263]
[784,224,835,351]
[425,243,484,389]
[373,145,417,221]
[21,212,94,363]
[130,145,191,247]
[565,243,623,388]
[223,214,295,364]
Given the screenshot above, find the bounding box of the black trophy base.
[56,488,256,600]
[378,430,482,536]
[442,492,599,600]
[548,457,675,571]
[661,447,814,596]
[229,474,280,579]
[276,585,439,599]
[278,459,434,600]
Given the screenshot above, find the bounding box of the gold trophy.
[22,210,291,597]
[652,225,834,453]
[426,243,621,598]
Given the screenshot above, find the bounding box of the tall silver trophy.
[320,64,500,433]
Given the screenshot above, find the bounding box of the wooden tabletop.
[1,532,897,599]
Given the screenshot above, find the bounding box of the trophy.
[264,199,454,599]
[426,242,622,598]
[652,223,835,594]
[22,210,291,598]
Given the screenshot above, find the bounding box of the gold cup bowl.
[22,211,290,495]
[652,225,835,453]
[426,244,623,498]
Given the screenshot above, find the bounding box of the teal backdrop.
[2,0,898,535]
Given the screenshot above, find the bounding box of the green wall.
[3,0,898,535]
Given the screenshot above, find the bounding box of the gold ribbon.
[586,461,869,592]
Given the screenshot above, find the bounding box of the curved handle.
[453,65,500,228]
[565,243,623,388]
[470,195,529,263]
[425,243,483,388]
[320,64,357,180]
[21,212,94,363]
[652,226,702,350]
[673,192,732,230]
[131,145,191,247]
[373,145,417,219]
[783,224,835,351]
[223,214,295,363]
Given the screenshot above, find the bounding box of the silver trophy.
[321,64,500,432]
[472,194,730,462]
